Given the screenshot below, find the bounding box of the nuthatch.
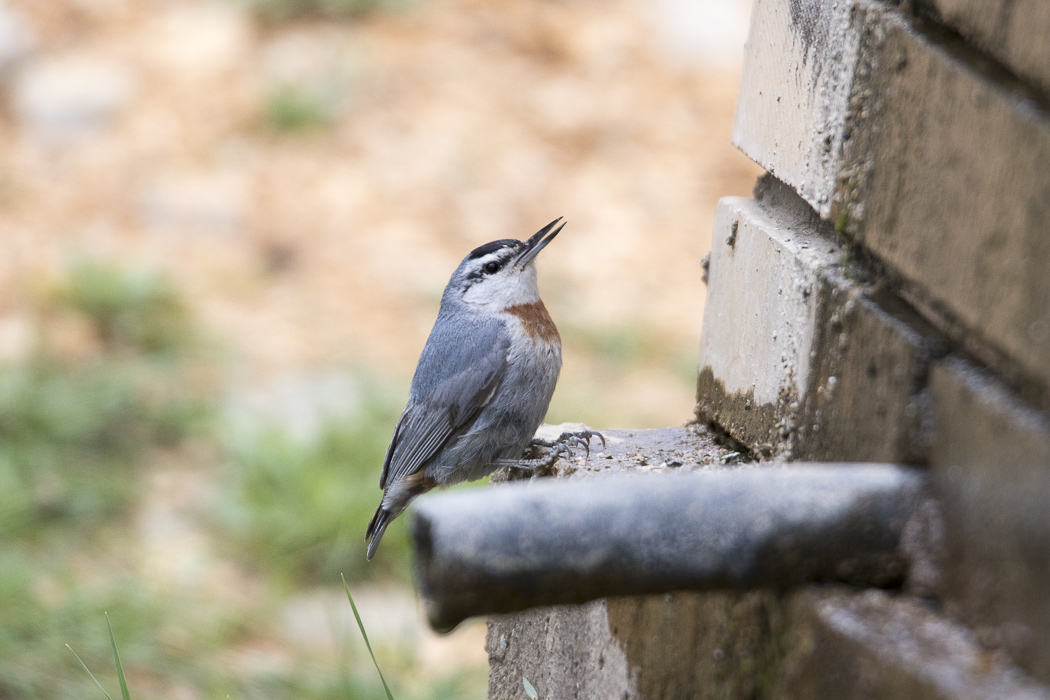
[366,218,603,560]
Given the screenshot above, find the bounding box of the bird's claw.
[540,441,574,467]
[556,429,605,456]
[529,429,605,461]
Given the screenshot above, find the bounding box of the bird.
[365,218,602,560]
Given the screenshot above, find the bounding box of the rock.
[0,0,34,74]
[138,170,247,237]
[13,53,134,138]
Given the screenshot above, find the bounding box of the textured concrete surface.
[733,0,1050,395]
[697,178,942,461]
[930,357,1050,686]
[732,0,859,218]
[697,183,842,456]
[798,276,945,464]
[487,591,784,700]
[413,459,923,630]
[482,0,1050,694]
[698,184,842,414]
[778,588,1050,700]
[508,422,740,481]
[918,0,1050,93]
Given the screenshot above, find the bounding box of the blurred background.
[0,0,759,696]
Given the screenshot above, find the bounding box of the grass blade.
[66,644,114,700]
[342,574,395,700]
[523,676,539,699]
[105,612,132,700]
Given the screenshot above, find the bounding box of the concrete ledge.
[930,356,1050,685]
[733,0,1050,393]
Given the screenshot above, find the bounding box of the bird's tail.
[365,506,393,561]
[366,472,435,560]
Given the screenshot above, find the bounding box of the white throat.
[462,262,541,310]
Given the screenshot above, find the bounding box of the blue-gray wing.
[380,313,509,489]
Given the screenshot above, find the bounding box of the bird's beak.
[515,217,565,267]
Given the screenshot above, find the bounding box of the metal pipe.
[411,463,926,631]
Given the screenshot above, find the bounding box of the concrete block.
[697,184,843,457]
[930,356,1050,685]
[799,278,943,463]
[733,0,861,219]
[486,591,785,700]
[697,179,942,461]
[733,0,1050,393]
[778,588,1050,700]
[919,0,1050,94]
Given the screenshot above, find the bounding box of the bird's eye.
[484,262,501,274]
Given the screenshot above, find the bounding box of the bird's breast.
[503,301,561,347]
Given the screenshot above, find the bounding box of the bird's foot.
[499,442,574,473]
[494,430,605,476]
[510,429,606,468]
[530,430,606,458]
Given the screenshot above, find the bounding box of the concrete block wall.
[698,0,1050,693]
[485,0,1050,697]
[732,0,1050,405]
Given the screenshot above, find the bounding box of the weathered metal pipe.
[411,463,926,631]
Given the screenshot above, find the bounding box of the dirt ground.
[0,0,760,430]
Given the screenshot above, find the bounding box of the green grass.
[51,257,196,357]
[344,574,395,700]
[263,84,335,133]
[0,542,242,699]
[67,613,132,700]
[0,259,224,700]
[0,259,209,536]
[247,0,402,22]
[567,323,651,368]
[0,357,207,535]
[216,373,411,585]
